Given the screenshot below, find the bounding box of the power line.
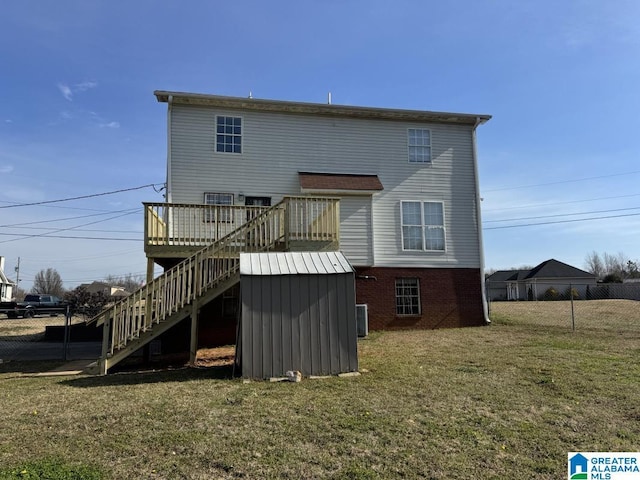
[0,211,139,244]
[484,206,640,224]
[16,248,141,263]
[0,201,135,213]
[1,226,144,234]
[482,192,640,213]
[0,183,163,209]
[0,233,141,241]
[483,211,640,230]
[0,208,139,228]
[483,170,640,193]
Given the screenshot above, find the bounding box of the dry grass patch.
[0,306,639,478]
[0,315,85,338]
[490,299,640,332]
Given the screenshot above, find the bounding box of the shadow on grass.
[0,360,69,375]
[60,363,235,388]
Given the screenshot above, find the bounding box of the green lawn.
[0,303,638,479]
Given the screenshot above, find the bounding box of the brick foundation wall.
[355,267,486,330]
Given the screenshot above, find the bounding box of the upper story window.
[408,128,431,163]
[216,116,242,154]
[401,201,445,251]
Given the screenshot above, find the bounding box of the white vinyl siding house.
[339,196,373,266]
[0,256,13,302]
[166,103,483,269]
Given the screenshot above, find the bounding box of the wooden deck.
[88,196,340,374]
[144,196,340,259]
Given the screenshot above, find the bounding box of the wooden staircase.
[86,196,339,374]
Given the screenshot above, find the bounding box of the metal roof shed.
[237,251,358,379]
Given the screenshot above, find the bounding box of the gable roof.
[154,91,491,126]
[525,259,595,279]
[487,270,529,282]
[487,259,595,282]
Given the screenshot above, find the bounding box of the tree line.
[12,269,144,316]
[485,251,639,283]
[584,251,640,282]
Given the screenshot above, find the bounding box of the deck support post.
[189,299,199,365]
[99,315,112,375]
[284,199,290,251]
[146,258,155,285]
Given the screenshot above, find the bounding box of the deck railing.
[95,196,339,370]
[144,196,339,249]
[144,203,271,247]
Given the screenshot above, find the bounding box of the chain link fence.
[487,281,640,332]
[0,309,101,364]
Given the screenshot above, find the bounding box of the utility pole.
[14,257,20,297]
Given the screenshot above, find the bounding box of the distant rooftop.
[487,259,595,281]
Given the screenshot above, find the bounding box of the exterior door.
[245,197,271,207]
[245,197,272,248]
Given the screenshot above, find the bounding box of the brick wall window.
[395,277,421,315]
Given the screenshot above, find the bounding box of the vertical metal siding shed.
[237,251,358,379]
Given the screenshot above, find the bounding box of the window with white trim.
[204,193,234,222]
[408,128,431,163]
[396,278,421,315]
[401,201,445,251]
[216,116,242,153]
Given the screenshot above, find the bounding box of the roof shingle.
[299,172,383,192]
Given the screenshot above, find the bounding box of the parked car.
[0,294,68,319]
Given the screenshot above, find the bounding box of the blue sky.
[1,0,640,291]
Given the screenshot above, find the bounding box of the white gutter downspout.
[472,116,490,324]
[166,95,173,203]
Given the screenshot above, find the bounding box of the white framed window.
[408,128,431,163]
[216,116,242,154]
[396,278,421,315]
[204,193,234,222]
[401,201,445,251]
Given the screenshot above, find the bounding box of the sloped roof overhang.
[154,90,491,126]
[299,172,383,195]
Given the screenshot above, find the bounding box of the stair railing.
[93,196,340,359]
[93,200,287,355]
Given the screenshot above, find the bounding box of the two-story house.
[90,91,490,374]
[0,256,14,302]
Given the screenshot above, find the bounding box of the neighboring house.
[78,281,130,298]
[90,91,491,374]
[486,259,597,301]
[0,256,14,302]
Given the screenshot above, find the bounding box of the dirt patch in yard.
[196,345,235,367]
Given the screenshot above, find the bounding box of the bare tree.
[516,265,534,271]
[627,260,640,279]
[32,268,65,297]
[584,251,604,279]
[603,252,626,278]
[11,286,26,301]
[585,251,636,279]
